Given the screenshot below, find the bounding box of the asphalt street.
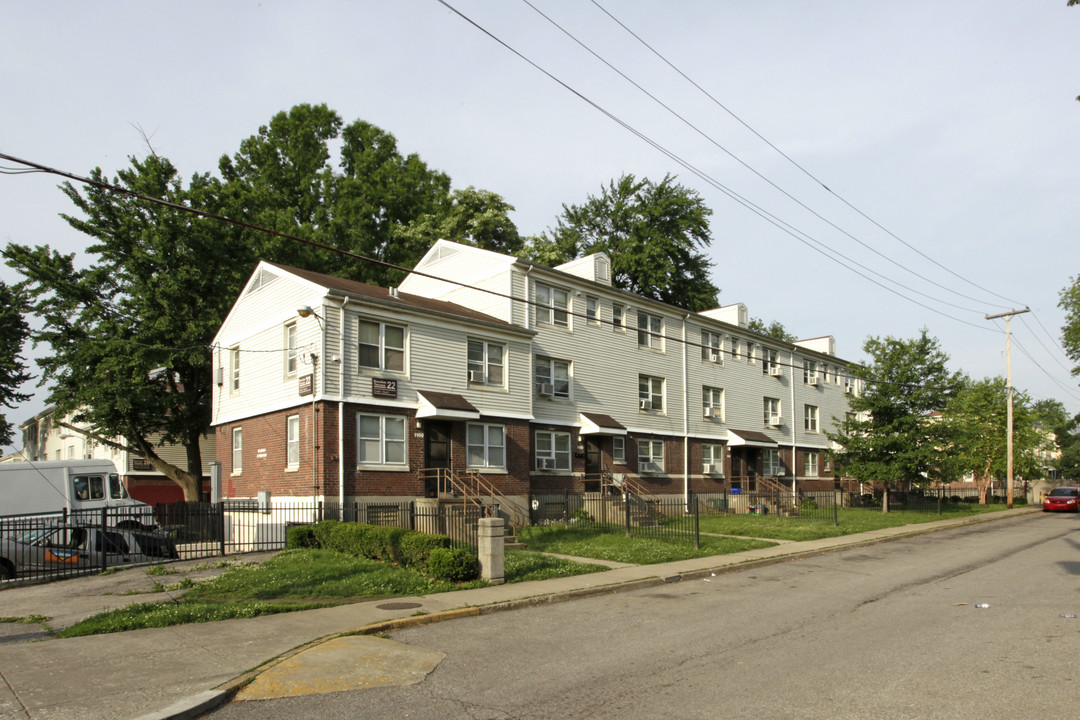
[204,512,1080,720]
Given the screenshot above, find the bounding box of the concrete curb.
[168,507,1038,719]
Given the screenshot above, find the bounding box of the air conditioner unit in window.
[703,407,714,418]
[641,462,662,473]
[768,416,782,427]
[537,383,554,396]
[808,377,819,386]
[539,457,556,470]
[639,399,652,411]
[468,370,484,383]
[703,464,720,474]
[769,365,783,377]
[708,351,719,363]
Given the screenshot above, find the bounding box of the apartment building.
[212,241,858,515]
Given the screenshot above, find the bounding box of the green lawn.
[58,547,606,638]
[517,525,775,564]
[696,504,1007,542]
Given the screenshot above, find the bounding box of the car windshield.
[1048,488,1079,497]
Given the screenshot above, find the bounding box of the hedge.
[285,521,457,574]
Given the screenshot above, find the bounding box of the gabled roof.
[262,262,525,330]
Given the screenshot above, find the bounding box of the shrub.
[799,497,818,511]
[962,496,978,504]
[312,520,341,548]
[286,524,319,549]
[399,532,450,569]
[325,522,373,557]
[427,547,480,582]
[949,496,962,504]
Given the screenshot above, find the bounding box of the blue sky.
[2,0,1078,450]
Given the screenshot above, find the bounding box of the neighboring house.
[18,407,214,505]
[212,242,858,517]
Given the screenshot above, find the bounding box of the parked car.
[1042,487,1080,513]
[0,523,178,581]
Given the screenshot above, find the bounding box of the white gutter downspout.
[682,314,690,508]
[790,350,798,503]
[339,297,349,518]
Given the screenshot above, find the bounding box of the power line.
[434,1,996,333]
[522,0,993,317]
[588,0,1023,310]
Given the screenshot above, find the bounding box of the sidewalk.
[0,507,1039,720]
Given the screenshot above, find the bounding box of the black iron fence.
[529,491,701,548]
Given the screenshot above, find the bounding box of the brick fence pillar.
[478,517,505,585]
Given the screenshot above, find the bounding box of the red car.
[1042,487,1080,513]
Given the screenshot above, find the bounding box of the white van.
[0,460,156,528]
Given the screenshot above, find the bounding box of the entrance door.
[424,422,451,498]
[584,438,603,492]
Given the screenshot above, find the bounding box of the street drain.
[376,602,423,610]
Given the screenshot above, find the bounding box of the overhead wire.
[588,0,1023,310]
[435,0,996,334]
[521,0,991,317]
[1,150,946,394]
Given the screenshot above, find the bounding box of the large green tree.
[1060,275,1080,377]
[524,174,720,312]
[0,280,32,447]
[946,377,1043,504]
[219,104,522,284]
[748,318,797,343]
[1030,398,1080,481]
[826,330,965,511]
[5,154,245,499]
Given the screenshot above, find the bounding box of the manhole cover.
[376,602,423,610]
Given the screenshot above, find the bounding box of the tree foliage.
[1060,275,1080,378]
[524,174,719,311]
[826,330,964,511]
[748,318,797,343]
[0,280,32,447]
[945,377,1043,503]
[4,155,244,499]
[219,104,521,284]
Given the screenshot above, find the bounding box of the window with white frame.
[285,322,298,377]
[747,343,757,364]
[702,386,724,421]
[763,448,783,476]
[467,339,504,386]
[534,357,570,398]
[612,304,624,330]
[467,423,505,468]
[639,375,664,412]
[637,312,663,350]
[638,438,664,473]
[586,296,599,325]
[232,427,242,473]
[804,451,819,477]
[612,436,626,464]
[286,415,300,467]
[535,430,571,471]
[596,256,610,282]
[731,337,741,361]
[844,374,855,394]
[762,347,779,375]
[764,397,781,426]
[701,330,723,363]
[821,365,830,384]
[702,444,724,475]
[804,404,819,432]
[230,347,240,392]
[358,319,405,372]
[536,283,569,327]
[357,414,406,465]
[803,359,818,385]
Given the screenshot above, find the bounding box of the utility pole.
[985,307,1030,509]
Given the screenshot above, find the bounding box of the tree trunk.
[882,487,890,513]
[132,436,201,501]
